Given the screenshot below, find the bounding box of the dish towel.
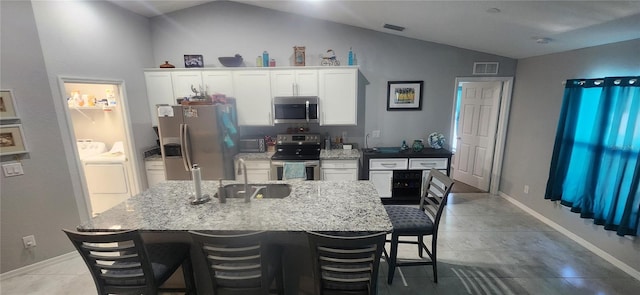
[283,162,307,180]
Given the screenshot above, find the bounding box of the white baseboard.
[0,251,77,281]
[498,191,640,282]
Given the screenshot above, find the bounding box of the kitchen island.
[77,180,392,294]
[78,180,391,232]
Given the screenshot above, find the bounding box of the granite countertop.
[320,149,361,160]
[235,149,361,161]
[144,154,163,161]
[78,180,392,232]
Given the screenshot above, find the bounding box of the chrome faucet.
[237,158,250,202]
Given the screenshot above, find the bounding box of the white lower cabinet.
[368,170,393,198]
[145,160,166,188]
[234,159,271,182]
[368,158,408,198]
[321,160,358,181]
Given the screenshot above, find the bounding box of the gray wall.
[149,1,517,148]
[500,39,640,273]
[0,1,155,273]
[0,1,81,273]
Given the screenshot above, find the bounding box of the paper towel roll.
[192,164,202,199]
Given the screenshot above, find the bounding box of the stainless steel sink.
[214,184,292,199]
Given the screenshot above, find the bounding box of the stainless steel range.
[270,133,321,180]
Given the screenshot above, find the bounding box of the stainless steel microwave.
[273,96,319,124]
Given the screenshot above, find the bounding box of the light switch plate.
[3,162,24,177]
[372,130,381,138]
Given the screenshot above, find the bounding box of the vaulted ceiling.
[108,0,640,59]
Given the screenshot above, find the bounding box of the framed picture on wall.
[0,124,28,156]
[0,89,19,120]
[387,81,423,111]
[184,55,204,68]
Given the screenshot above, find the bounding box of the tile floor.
[1,193,638,294]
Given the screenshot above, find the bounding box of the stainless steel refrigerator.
[157,101,238,180]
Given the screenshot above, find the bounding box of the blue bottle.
[262,51,269,67]
[348,47,354,66]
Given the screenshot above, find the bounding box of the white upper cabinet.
[270,69,318,97]
[144,71,174,126]
[319,68,358,125]
[233,70,273,126]
[202,71,234,97]
[171,71,203,99]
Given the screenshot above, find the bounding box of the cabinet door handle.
[420,163,436,167]
[381,163,397,168]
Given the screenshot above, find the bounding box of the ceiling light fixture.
[532,36,552,44]
[383,23,405,32]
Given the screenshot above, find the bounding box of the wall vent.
[473,62,499,75]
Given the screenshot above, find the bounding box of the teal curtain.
[545,76,640,236]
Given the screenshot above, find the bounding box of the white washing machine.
[77,141,131,215]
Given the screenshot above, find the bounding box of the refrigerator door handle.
[179,123,190,171]
[183,123,194,170]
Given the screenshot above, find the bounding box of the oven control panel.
[276,133,321,145]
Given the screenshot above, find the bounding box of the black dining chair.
[383,168,454,284]
[306,231,387,295]
[62,229,196,295]
[189,230,284,295]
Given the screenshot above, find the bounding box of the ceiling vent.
[473,62,499,75]
[383,23,405,32]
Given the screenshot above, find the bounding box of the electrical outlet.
[524,185,530,194]
[372,130,381,138]
[22,235,36,248]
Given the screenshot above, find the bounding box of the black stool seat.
[384,206,434,235]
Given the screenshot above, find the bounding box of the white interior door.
[454,81,502,190]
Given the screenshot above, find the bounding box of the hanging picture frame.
[0,124,28,156]
[386,81,423,111]
[0,89,19,120]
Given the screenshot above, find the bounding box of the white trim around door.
[450,77,513,195]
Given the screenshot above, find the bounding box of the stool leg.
[181,258,196,295]
[418,236,424,258]
[387,234,399,285]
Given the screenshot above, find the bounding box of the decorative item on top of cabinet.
[320,49,340,66]
[428,132,445,149]
[159,61,175,68]
[294,46,305,66]
[184,55,204,68]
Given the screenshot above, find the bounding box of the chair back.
[420,169,454,232]
[62,229,156,294]
[189,230,272,294]
[307,231,387,295]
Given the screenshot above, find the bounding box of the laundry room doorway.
[58,77,141,216]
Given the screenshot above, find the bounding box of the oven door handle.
[271,160,319,167]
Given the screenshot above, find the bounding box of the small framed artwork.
[184,55,204,68]
[0,89,19,120]
[293,46,306,66]
[387,81,424,111]
[0,124,28,156]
